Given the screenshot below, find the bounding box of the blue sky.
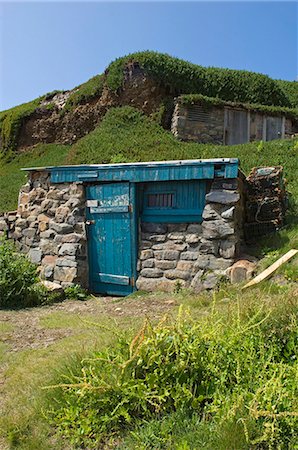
[0,1,297,110]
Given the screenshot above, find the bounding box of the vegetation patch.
[63,74,104,112]
[276,79,298,108]
[0,96,45,154]
[105,51,293,107]
[46,292,298,448]
[178,93,298,120]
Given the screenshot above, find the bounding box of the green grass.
[0,143,70,212]
[63,74,104,112]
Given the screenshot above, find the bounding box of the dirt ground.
[0,294,176,353]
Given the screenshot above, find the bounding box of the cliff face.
[6,64,171,153]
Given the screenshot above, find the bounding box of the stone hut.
[0,159,246,295]
[171,97,296,145]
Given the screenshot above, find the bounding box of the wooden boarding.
[243,249,298,289]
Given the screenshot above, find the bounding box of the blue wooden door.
[86,183,136,296]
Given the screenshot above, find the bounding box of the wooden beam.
[243,249,298,289]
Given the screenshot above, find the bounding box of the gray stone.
[185,234,200,244]
[22,228,36,238]
[140,241,152,249]
[211,179,238,191]
[176,260,194,272]
[221,206,235,220]
[140,268,163,278]
[49,222,74,234]
[142,223,167,234]
[187,224,202,234]
[0,219,8,231]
[226,260,256,284]
[40,239,59,255]
[205,190,240,205]
[54,266,77,283]
[140,249,154,260]
[203,273,219,290]
[199,239,219,255]
[164,269,190,281]
[40,230,56,239]
[149,235,166,242]
[43,265,54,279]
[28,248,42,264]
[136,276,181,292]
[155,260,176,270]
[152,242,187,252]
[47,189,64,200]
[55,206,70,223]
[160,250,180,260]
[60,233,84,244]
[219,240,236,259]
[202,220,234,239]
[39,280,63,292]
[202,203,221,220]
[190,270,204,293]
[142,259,155,268]
[194,255,210,270]
[59,243,80,256]
[168,233,185,241]
[15,218,27,229]
[180,251,198,261]
[56,257,78,267]
[167,223,187,232]
[208,256,234,271]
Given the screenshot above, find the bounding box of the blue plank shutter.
[86,183,135,295]
[141,180,206,223]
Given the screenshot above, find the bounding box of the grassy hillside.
[1,51,297,156]
[1,106,297,214]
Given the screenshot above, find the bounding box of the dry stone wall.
[136,178,242,293]
[0,171,88,288]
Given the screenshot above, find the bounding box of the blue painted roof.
[22,158,239,183]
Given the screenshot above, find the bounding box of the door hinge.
[128,204,133,213]
[130,277,135,287]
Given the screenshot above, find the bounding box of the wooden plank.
[243,249,298,289]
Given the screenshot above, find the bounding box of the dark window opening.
[147,193,175,208]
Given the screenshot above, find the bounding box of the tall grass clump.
[0,238,45,308]
[47,293,298,448]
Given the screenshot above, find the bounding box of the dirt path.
[0,294,176,353]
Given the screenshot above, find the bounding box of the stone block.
[219,240,236,259]
[208,256,234,271]
[142,259,155,268]
[167,223,187,232]
[55,206,70,223]
[148,234,166,242]
[54,266,77,283]
[187,224,202,234]
[164,269,190,280]
[152,242,187,252]
[185,234,200,244]
[203,273,219,290]
[59,243,80,256]
[141,223,167,234]
[140,249,154,260]
[155,260,177,270]
[22,228,36,238]
[40,230,56,239]
[194,255,210,270]
[202,220,234,239]
[42,265,54,279]
[47,189,64,200]
[168,233,185,241]
[221,206,235,220]
[136,276,182,292]
[190,270,204,293]
[15,218,27,229]
[58,233,84,243]
[180,251,198,261]
[199,239,219,255]
[28,248,42,264]
[176,260,194,272]
[202,203,222,220]
[40,239,59,255]
[205,190,240,205]
[42,255,57,266]
[49,222,74,234]
[39,280,63,292]
[56,257,77,267]
[0,219,8,231]
[140,268,163,278]
[140,241,152,249]
[161,250,180,260]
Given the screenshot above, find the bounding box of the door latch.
[86,220,95,225]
